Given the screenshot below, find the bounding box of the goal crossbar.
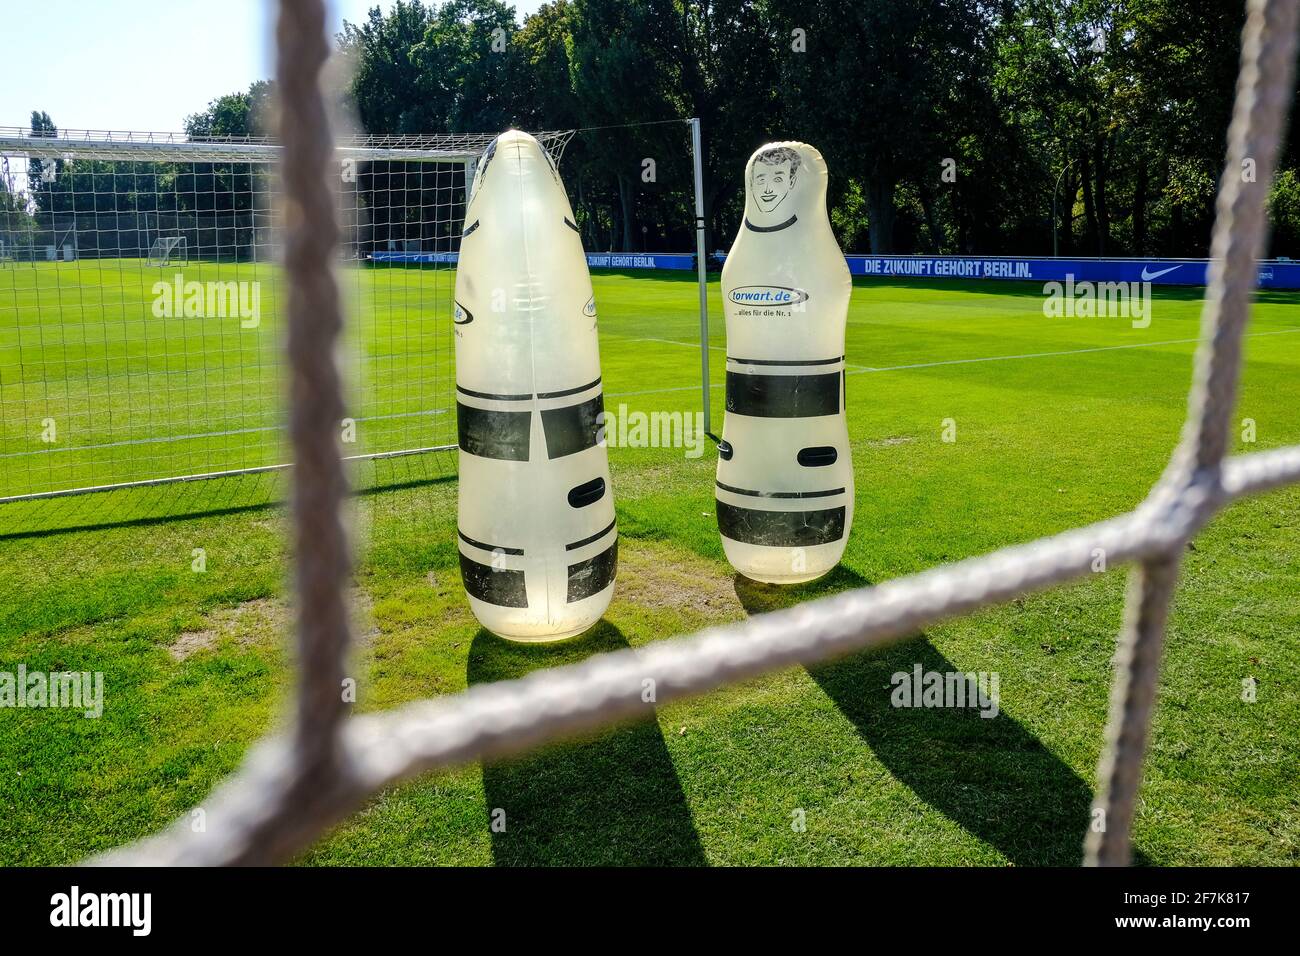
[0,127,575,164]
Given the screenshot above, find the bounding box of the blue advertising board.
[712,253,1300,289]
[368,251,460,264]
[370,250,1300,288]
[369,251,697,270]
[583,252,696,270]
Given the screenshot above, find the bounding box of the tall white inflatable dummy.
[716,141,854,583]
[454,130,616,640]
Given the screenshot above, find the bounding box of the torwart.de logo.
[727,285,809,306]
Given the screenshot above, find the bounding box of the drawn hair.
[752,146,801,179]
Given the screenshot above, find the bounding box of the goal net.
[0,127,573,516]
[146,235,187,267]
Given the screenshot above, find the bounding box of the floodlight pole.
[690,117,713,438]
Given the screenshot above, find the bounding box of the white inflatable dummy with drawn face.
[716,141,854,583]
[454,130,616,640]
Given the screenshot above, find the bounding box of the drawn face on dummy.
[749,146,801,215]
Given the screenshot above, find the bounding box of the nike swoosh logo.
[1141,264,1181,280]
[453,301,473,325]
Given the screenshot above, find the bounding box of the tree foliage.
[334,0,1295,256]
[30,0,1297,256]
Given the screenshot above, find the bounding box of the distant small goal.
[147,235,188,267]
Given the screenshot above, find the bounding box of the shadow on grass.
[467,621,706,866]
[734,566,1144,866]
[732,564,873,614]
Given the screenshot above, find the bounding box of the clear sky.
[0,0,546,134]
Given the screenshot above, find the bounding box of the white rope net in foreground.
[94,0,1300,867]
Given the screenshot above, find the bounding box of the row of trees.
[14,0,1300,257]
[331,0,1300,257]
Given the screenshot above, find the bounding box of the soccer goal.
[146,235,187,267]
[0,127,574,510]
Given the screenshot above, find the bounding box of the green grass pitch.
[1,261,1298,865]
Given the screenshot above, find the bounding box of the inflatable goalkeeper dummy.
[716,142,854,583]
[454,130,616,640]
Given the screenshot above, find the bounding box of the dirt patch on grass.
[614,540,742,618]
[170,598,287,660]
[169,589,377,661]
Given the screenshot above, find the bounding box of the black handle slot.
[568,476,607,508]
[797,445,838,467]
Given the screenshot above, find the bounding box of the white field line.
[624,336,873,371]
[613,329,1300,395]
[846,327,1300,373]
[629,336,727,352]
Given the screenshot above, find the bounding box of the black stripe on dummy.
[716,501,846,548]
[458,529,524,556]
[459,553,528,607]
[725,371,840,418]
[567,540,618,602]
[457,385,531,401]
[538,376,601,399]
[541,393,604,459]
[727,355,843,367]
[566,517,616,551]
[716,480,844,499]
[457,402,531,461]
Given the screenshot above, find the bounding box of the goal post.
[146,235,187,267]
[0,127,574,511]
